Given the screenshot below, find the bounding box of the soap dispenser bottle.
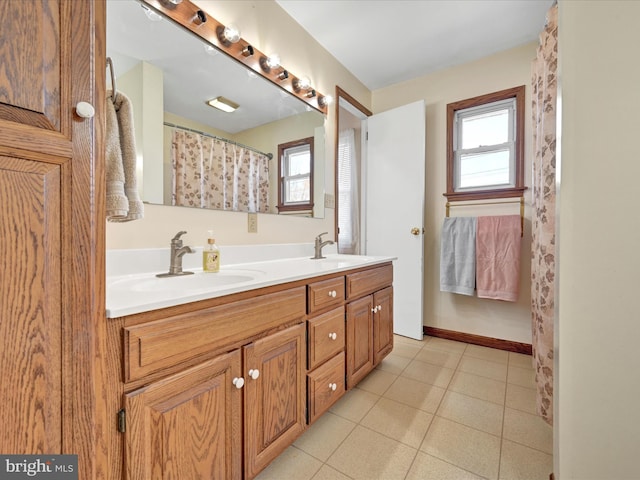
[203,230,220,273]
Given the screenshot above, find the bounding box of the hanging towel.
[440,217,477,296]
[110,90,144,222]
[476,215,521,302]
[105,90,129,219]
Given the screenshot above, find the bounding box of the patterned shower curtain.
[171,129,270,213]
[531,4,557,426]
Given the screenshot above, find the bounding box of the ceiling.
[275,0,554,90]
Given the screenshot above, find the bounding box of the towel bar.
[106,56,117,105]
[445,196,524,237]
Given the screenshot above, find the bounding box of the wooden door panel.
[244,323,306,479]
[346,296,374,388]
[124,351,242,480]
[373,287,394,365]
[0,0,67,132]
[0,155,61,454]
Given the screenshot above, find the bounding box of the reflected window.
[445,86,525,201]
[277,137,314,213]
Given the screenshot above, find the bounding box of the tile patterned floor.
[255,335,552,480]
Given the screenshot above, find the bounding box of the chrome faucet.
[311,232,335,259]
[156,231,195,277]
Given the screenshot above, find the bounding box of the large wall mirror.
[106,0,326,218]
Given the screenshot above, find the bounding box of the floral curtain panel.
[531,4,557,426]
[171,129,270,213]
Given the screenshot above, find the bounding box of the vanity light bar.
[139,0,329,114]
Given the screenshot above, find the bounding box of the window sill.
[443,187,527,202]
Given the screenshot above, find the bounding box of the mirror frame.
[141,0,330,115]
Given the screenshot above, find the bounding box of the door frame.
[334,86,372,245]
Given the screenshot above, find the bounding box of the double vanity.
[106,243,395,479]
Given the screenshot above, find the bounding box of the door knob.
[410,227,422,236]
[75,101,95,119]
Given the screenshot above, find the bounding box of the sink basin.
[109,269,264,294]
[311,254,376,268]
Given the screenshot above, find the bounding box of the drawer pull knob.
[328,290,337,298]
[372,307,378,313]
[232,377,245,389]
[377,304,382,310]
[249,369,260,380]
[328,332,337,340]
[329,383,337,391]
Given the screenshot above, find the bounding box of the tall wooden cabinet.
[0,0,105,477]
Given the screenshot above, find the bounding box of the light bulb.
[223,24,241,43]
[266,54,280,69]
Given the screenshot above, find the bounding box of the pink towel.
[476,215,521,302]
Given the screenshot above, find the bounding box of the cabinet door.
[346,296,374,388]
[124,351,242,480]
[244,323,306,479]
[373,287,394,365]
[0,0,100,473]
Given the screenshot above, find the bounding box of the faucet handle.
[316,232,328,240]
[172,231,188,242]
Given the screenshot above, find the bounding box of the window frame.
[445,85,526,201]
[277,136,314,213]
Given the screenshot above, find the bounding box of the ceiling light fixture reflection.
[204,44,219,56]
[206,96,239,113]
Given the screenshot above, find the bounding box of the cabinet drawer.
[124,287,306,382]
[308,276,345,314]
[308,307,345,370]
[346,264,393,299]
[307,353,345,424]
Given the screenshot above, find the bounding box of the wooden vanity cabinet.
[124,351,243,479]
[119,289,307,480]
[114,263,393,479]
[306,277,347,424]
[345,265,394,389]
[243,323,306,479]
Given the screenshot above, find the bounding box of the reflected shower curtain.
[172,130,269,213]
[531,4,557,425]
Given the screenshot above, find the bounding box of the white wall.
[372,43,537,344]
[556,1,640,478]
[106,0,370,250]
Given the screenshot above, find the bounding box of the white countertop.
[106,252,395,318]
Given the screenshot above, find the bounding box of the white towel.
[440,217,477,296]
[107,90,144,222]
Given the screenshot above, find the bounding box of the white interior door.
[365,100,425,340]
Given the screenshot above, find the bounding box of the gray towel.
[107,90,144,222]
[440,217,477,296]
[105,91,129,219]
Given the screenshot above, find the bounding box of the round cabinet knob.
[377,305,382,311]
[329,383,337,391]
[328,332,337,340]
[248,369,260,380]
[232,377,245,389]
[372,307,377,313]
[410,227,422,236]
[75,101,95,119]
[328,290,337,298]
